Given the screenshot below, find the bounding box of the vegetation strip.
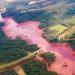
[0,50,39,72]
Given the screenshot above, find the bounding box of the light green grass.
[49,24,68,35]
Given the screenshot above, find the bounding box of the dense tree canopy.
[0,60,58,75]
[0,29,39,63]
[0,22,5,27]
[39,23,48,29]
[47,71,59,75]
[22,60,47,75]
[0,70,17,75]
[22,60,58,75]
[40,52,56,64]
[67,40,75,51]
[47,37,59,43]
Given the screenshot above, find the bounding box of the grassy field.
[49,24,68,35]
[43,24,67,41]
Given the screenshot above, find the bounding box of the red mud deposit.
[48,43,75,75]
[1,17,75,75]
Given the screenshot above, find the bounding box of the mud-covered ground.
[1,17,75,75]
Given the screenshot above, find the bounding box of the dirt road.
[58,25,75,40]
[1,17,75,75]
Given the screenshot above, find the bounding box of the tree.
[67,40,75,51]
[48,37,59,43]
[0,70,17,75]
[40,52,56,64]
[0,30,39,63]
[22,60,58,75]
[22,60,48,75]
[0,22,5,27]
[39,23,48,29]
[47,71,59,75]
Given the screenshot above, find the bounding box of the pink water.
[1,17,75,75]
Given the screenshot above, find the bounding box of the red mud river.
[1,17,75,75]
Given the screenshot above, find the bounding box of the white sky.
[5,0,16,2]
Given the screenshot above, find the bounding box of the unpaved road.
[1,17,75,75]
[58,25,75,40]
[14,65,26,75]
